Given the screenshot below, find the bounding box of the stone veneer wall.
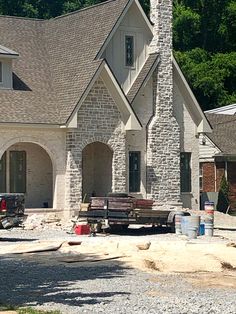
[65,78,126,210]
[147,0,181,208]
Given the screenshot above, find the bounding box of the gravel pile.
[0,228,236,314]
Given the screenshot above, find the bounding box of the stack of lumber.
[90,197,134,212]
[133,199,154,209]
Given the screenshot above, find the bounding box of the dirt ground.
[1,227,236,289]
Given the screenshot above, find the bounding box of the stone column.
[147,0,181,209]
[65,131,82,212]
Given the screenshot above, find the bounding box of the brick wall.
[202,162,226,192]
[216,162,225,191]
[202,162,215,192]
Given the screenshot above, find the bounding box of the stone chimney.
[147,0,181,209]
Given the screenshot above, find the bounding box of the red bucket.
[74,224,90,235]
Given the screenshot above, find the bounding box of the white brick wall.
[0,127,66,210]
[5,142,53,208]
[173,81,200,209]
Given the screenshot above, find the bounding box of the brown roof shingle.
[127,53,159,103]
[206,113,236,155]
[0,0,130,124]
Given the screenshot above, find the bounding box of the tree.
[173,3,200,51]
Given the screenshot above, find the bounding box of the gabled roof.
[127,52,159,103]
[205,103,236,115]
[0,0,131,125]
[0,44,19,58]
[205,113,236,155]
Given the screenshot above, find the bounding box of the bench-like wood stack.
[90,197,154,211]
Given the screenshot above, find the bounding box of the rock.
[136,242,151,250]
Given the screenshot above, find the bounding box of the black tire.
[107,192,128,198]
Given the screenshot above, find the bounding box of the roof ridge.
[0,14,44,21]
[54,0,124,20]
[0,0,127,22]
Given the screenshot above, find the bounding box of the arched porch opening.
[0,142,53,208]
[82,142,113,200]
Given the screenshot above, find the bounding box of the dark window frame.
[129,151,141,193]
[10,151,26,193]
[0,61,2,83]
[0,152,6,192]
[180,152,192,193]
[199,162,203,191]
[125,35,135,68]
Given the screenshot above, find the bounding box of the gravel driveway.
[0,228,236,314]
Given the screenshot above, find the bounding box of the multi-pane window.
[0,152,6,192]
[129,151,141,192]
[10,151,26,193]
[125,35,135,67]
[180,152,192,192]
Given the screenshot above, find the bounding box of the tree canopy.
[0,0,235,110]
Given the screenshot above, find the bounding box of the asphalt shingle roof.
[206,113,236,155]
[127,52,159,104]
[0,0,130,124]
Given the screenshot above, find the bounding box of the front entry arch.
[0,142,53,208]
[82,142,113,200]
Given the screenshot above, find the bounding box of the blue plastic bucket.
[199,223,205,236]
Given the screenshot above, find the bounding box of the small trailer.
[78,195,189,232]
[0,193,26,229]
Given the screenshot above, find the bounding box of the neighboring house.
[199,111,236,209]
[0,0,211,215]
[205,104,236,115]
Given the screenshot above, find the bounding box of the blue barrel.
[199,223,205,236]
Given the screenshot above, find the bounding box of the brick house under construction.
[0,0,211,215]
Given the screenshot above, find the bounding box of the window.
[199,163,203,191]
[125,35,135,67]
[10,151,26,193]
[180,152,191,192]
[0,152,6,192]
[129,151,141,192]
[0,62,2,82]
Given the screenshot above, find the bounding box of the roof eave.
[173,56,212,134]
[128,53,160,103]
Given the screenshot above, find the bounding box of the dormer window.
[125,35,135,67]
[0,44,19,89]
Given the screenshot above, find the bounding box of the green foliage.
[173,3,200,51]
[175,49,236,110]
[217,175,230,213]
